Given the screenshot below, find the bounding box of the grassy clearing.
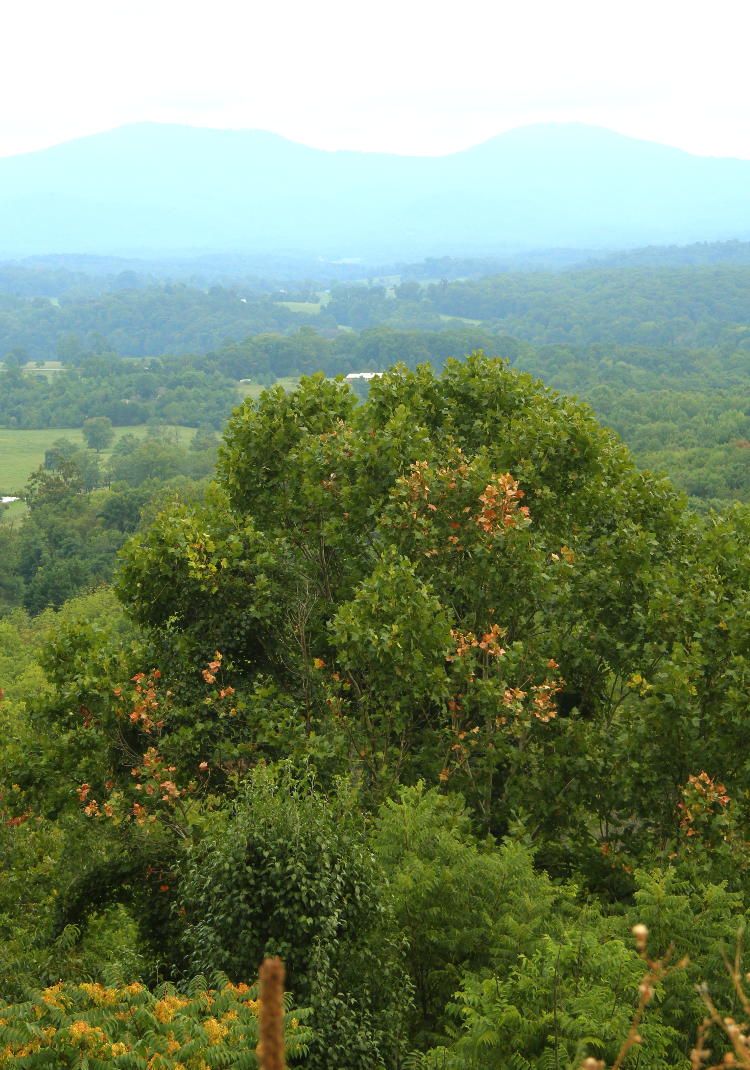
[16,361,66,379]
[275,301,322,314]
[0,498,28,524]
[236,377,302,401]
[439,313,482,326]
[0,425,194,495]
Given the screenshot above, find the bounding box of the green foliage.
[423,266,750,348]
[0,975,313,1067]
[410,869,745,1069]
[0,428,218,613]
[11,329,750,1069]
[0,794,150,998]
[373,785,569,1047]
[81,416,115,452]
[0,353,236,431]
[0,283,322,363]
[177,765,408,1070]
[119,355,687,848]
[329,552,454,793]
[420,931,684,1069]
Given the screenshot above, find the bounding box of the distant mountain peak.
[0,122,747,258]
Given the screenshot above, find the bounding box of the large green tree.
[117,354,691,853]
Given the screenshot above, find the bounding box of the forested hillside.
[4,357,750,1067]
[6,0,750,1054]
[0,286,323,359]
[4,256,750,512]
[2,263,749,357]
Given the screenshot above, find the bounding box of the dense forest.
[4,250,750,1067]
[5,357,750,1067]
[1,259,750,358]
[4,252,750,617]
[0,353,237,429]
[0,287,326,359]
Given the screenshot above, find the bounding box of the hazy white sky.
[3,0,749,159]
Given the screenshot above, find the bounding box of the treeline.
[0,249,386,294]
[0,285,329,359]
[0,353,238,428]
[206,324,495,381]
[5,321,750,510]
[582,238,750,269]
[202,329,750,509]
[3,263,750,361]
[328,266,750,347]
[4,260,750,511]
[509,341,750,508]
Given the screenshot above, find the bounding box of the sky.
[3,0,749,160]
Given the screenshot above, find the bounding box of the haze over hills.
[0,121,749,259]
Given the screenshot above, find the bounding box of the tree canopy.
[8,353,750,1067]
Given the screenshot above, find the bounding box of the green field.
[21,360,65,379]
[236,376,302,400]
[438,313,482,326]
[275,300,322,314]
[0,424,194,496]
[0,498,27,524]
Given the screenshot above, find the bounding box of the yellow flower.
[41,982,65,1009]
[203,1016,229,1044]
[165,1031,180,1053]
[68,1020,91,1038]
[153,995,188,1023]
[79,982,117,1006]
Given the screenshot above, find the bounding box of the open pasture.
[0,424,194,496]
[275,300,322,314]
[236,376,302,401]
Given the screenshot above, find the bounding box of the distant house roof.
[345,372,380,381]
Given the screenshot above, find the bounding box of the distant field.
[275,301,321,314]
[237,376,301,401]
[14,361,66,379]
[0,424,194,496]
[438,313,482,326]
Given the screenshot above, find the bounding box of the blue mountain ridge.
[0,121,747,258]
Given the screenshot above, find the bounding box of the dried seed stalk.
[258,956,286,1070]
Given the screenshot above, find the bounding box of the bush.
[177,764,409,1070]
[0,975,313,1067]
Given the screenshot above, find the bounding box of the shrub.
[177,764,409,1070]
[0,975,313,1068]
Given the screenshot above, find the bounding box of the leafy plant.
[0,975,313,1068]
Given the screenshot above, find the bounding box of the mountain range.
[0,122,748,259]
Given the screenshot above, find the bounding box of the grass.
[18,361,65,379]
[237,376,302,401]
[275,301,322,314]
[0,499,28,524]
[439,313,482,326]
[0,425,194,497]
